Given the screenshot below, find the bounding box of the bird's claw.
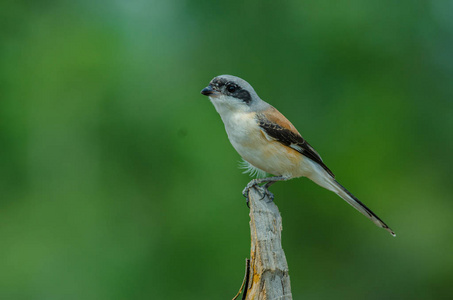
[264,189,275,202]
[242,179,258,198]
[242,179,259,207]
[242,179,275,207]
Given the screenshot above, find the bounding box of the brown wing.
[256,107,335,178]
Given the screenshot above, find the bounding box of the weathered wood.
[242,186,292,300]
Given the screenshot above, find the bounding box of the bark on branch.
[239,186,292,300]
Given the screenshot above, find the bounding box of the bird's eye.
[227,84,237,93]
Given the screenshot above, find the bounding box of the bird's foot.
[263,188,274,202]
[242,179,274,207]
[242,179,258,207]
[242,179,259,198]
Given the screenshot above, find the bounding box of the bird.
[200,74,395,236]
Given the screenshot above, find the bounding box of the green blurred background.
[1,0,452,299]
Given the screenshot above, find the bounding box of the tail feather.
[331,179,395,236]
[307,160,395,236]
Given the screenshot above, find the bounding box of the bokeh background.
[1,0,453,299]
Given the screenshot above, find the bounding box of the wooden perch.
[238,186,293,300]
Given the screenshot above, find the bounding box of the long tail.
[331,179,395,236]
[307,161,395,236]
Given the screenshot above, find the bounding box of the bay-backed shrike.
[201,75,395,236]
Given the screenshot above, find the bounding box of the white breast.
[217,110,308,178]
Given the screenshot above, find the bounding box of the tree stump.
[239,186,292,300]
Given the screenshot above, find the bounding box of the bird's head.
[201,75,262,112]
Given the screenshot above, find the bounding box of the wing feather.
[256,109,335,178]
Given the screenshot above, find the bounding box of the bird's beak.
[201,85,218,96]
